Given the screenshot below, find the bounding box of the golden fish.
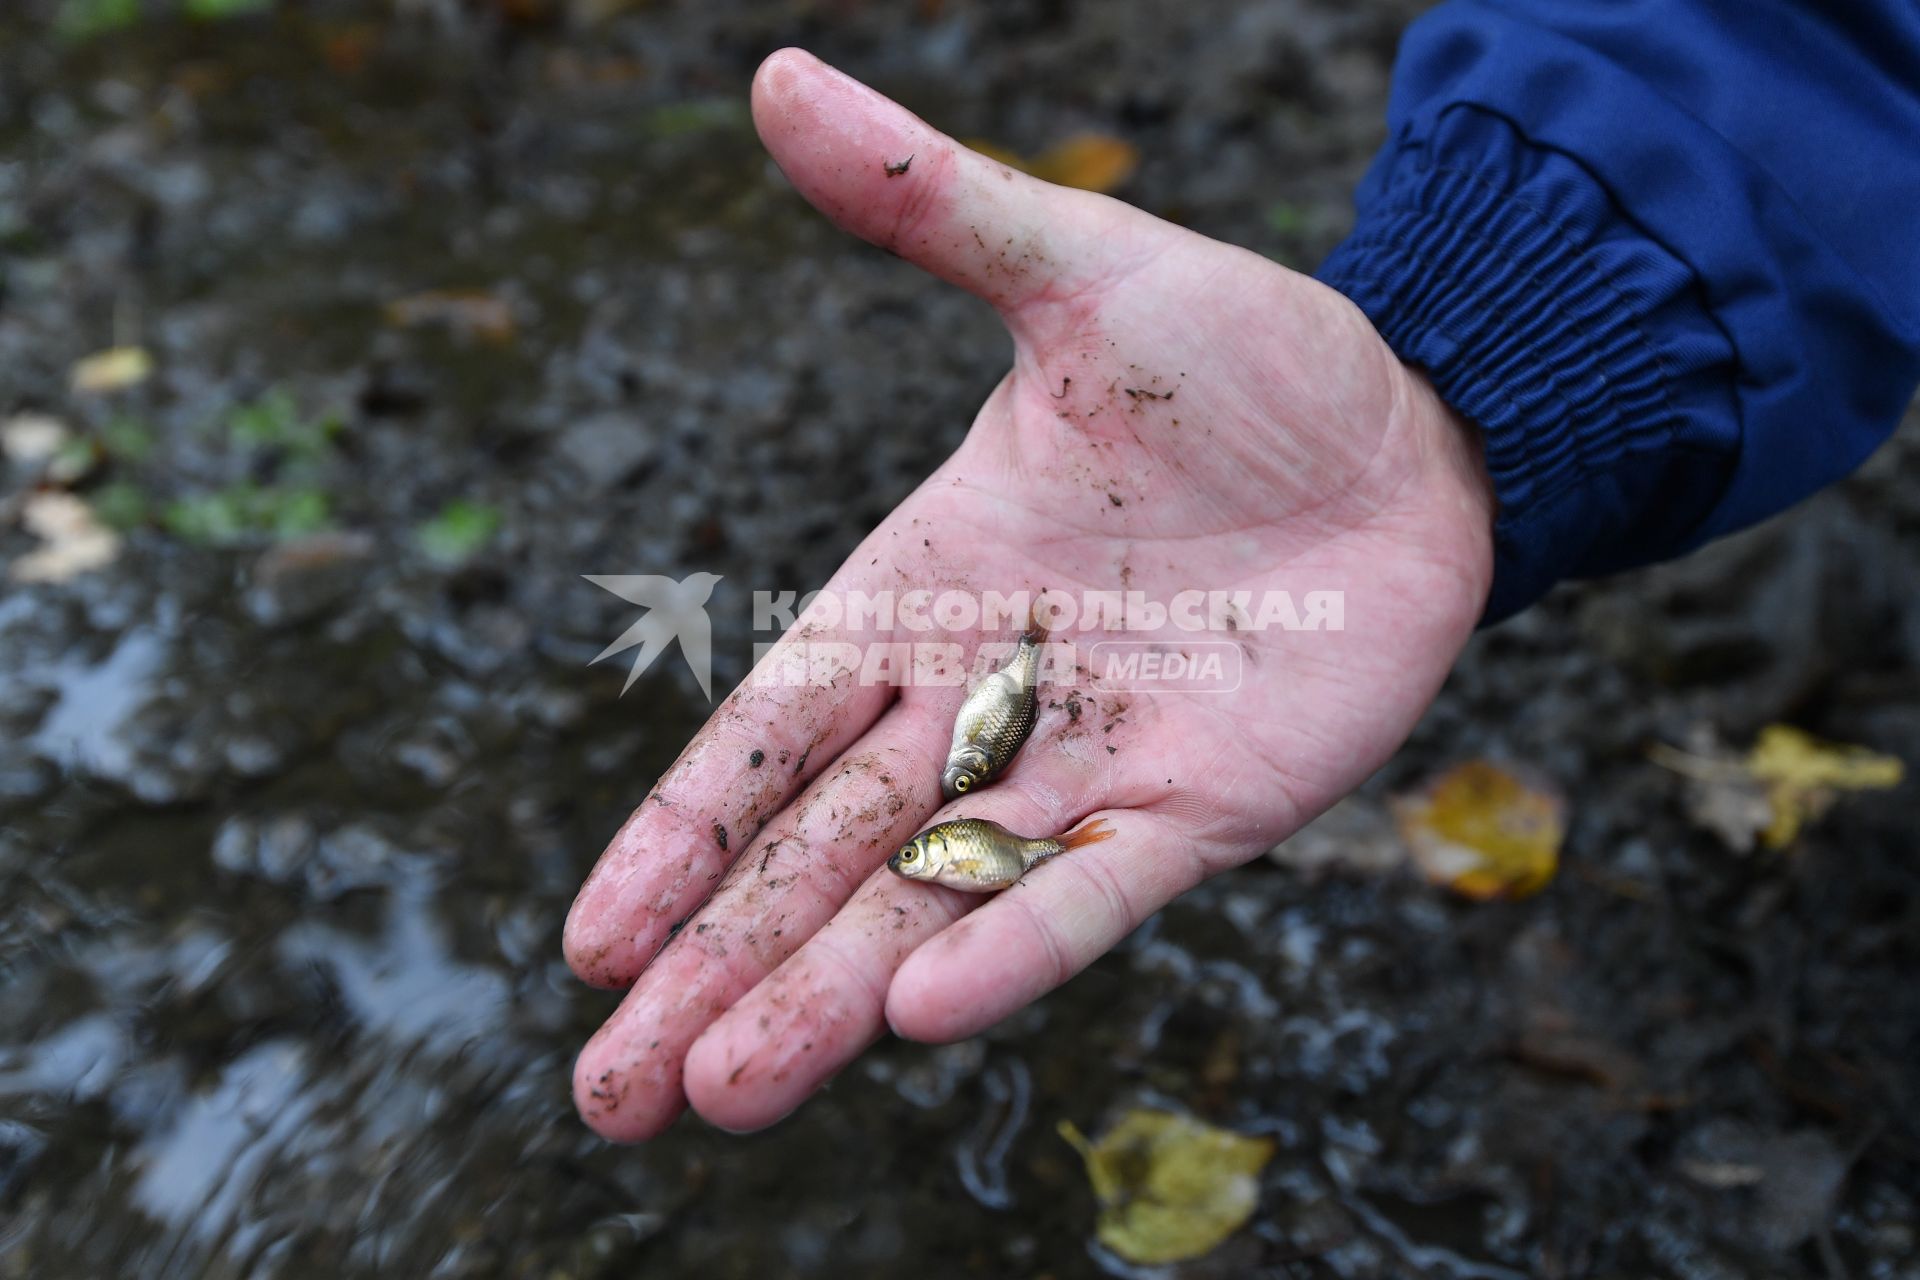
[887,816,1115,892]
[942,612,1047,799]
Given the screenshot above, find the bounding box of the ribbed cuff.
[1317,108,1740,622]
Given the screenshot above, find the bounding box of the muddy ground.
[2,1,1917,1277]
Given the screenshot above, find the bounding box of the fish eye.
[954,775,971,791]
[900,848,917,862]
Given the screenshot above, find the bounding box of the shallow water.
[4,2,1919,1277]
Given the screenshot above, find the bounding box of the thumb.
[750,48,1170,333]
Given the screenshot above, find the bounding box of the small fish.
[887,816,1115,893]
[942,611,1048,799]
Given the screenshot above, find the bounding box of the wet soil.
[2,2,1917,1277]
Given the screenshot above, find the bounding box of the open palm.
[565,50,1493,1139]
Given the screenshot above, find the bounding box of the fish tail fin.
[1056,818,1115,851]
[1023,601,1050,646]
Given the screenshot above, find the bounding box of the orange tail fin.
[1023,601,1051,646]
[1057,818,1116,851]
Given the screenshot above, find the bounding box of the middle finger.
[571,695,951,1141]
[679,745,1104,1133]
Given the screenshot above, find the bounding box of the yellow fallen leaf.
[1059,1109,1273,1265]
[963,132,1139,194]
[1392,760,1563,900]
[1746,725,1902,849]
[1030,134,1139,192]
[70,346,153,395]
[1652,726,1902,852]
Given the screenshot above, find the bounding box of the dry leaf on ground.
[1391,760,1564,900]
[2,413,71,465]
[1268,795,1405,880]
[70,346,154,395]
[1654,725,1903,851]
[384,290,515,344]
[1058,1108,1274,1265]
[10,491,122,583]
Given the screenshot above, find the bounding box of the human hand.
[564,49,1494,1140]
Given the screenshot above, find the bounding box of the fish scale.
[942,620,1046,798]
[888,816,1116,892]
[967,667,1037,771]
[935,817,1055,883]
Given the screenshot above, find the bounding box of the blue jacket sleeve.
[1316,0,1920,620]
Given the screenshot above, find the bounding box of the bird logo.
[584,572,723,700]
